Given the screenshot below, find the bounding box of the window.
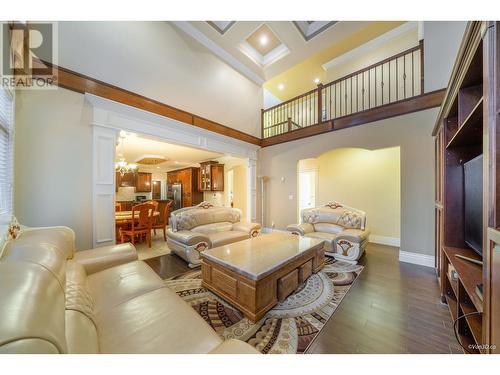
[0,87,14,221]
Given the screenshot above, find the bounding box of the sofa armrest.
[286,223,314,236]
[166,229,211,247]
[73,243,138,275]
[232,222,261,236]
[336,228,371,243]
[208,339,260,354]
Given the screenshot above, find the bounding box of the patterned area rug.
[164,258,363,354]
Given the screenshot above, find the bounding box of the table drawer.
[299,259,313,283]
[278,269,299,302]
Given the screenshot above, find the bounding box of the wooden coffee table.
[200,232,325,322]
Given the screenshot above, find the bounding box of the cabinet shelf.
[446,97,483,149]
[460,302,483,346]
[443,246,483,312]
[445,293,458,321]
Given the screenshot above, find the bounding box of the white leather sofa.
[287,202,370,264]
[0,226,259,354]
[167,202,261,268]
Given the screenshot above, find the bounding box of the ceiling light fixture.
[259,34,268,46]
[278,83,285,91]
[115,132,138,176]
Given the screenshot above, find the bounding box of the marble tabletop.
[201,232,325,281]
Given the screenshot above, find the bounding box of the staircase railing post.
[287,117,292,132]
[261,108,265,138]
[317,83,323,124]
[419,40,424,94]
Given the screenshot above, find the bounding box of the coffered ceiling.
[173,21,376,84]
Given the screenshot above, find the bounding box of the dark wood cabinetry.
[433,21,500,353]
[115,171,152,192]
[167,167,203,208]
[199,161,224,191]
[136,172,152,192]
[211,164,224,191]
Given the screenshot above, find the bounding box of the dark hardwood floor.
[144,242,463,354]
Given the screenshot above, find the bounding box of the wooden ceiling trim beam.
[38,61,262,146]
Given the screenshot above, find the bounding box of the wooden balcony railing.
[262,42,424,139]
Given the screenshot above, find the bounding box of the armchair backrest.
[300,202,367,230]
[170,201,242,232]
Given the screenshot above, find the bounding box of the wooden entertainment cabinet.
[433,21,500,354]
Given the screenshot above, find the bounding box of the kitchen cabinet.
[115,171,152,192]
[116,171,136,191]
[167,167,203,208]
[136,172,152,192]
[211,164,224,191]
[199,161,224,191]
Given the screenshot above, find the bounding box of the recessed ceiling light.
[174,161,179,164]
[278,83,285,91]
[314,78,320,84]
[259,34,268,46]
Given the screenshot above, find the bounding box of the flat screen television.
[464,154,483,256]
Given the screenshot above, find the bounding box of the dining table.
[115,210,160,222]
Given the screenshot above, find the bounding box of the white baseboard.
[399,250,435,268]
[369,235,400,247]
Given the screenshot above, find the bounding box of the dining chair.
[153,200,173,241]
[115,202,122,212]
[119,202,155,247]
[145,200,159,210]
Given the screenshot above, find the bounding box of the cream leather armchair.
[0,226,259,354]
[287,202,370,264]
[167,202,261,268]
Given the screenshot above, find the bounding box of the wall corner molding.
[399,250,435,268]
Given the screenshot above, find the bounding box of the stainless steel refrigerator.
[167,183,182,211]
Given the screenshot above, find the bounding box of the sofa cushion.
[1,238,68,292]
[301,205,366,230]
[0,262,67,354]
[87,261,165,314]
[193,221,233,234]
[65,310,99,354]
[207,231,249,248]
[66,260,94,319]
[313,223,344,234]
[173,206,241,231]
[304,232,337,252]
[94,287,223,353]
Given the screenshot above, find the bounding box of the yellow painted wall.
[264,21,405,101]
[315,147,400,239]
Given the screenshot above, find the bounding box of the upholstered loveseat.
[287,202,370,264]
[167,202,261,268]
[0,226,259,354]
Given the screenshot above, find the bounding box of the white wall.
[57,21,263,137]
[263,88,282,109]
[423,21,467,93]
[14,88,93,250]
[258,108,438,256]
